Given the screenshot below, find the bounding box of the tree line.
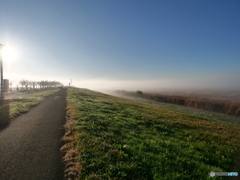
[17,80,63,91]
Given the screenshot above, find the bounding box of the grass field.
[63,87,240,180]
[108,93,240,127]
[0,89,60,126]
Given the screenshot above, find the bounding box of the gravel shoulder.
[0,88,67,180]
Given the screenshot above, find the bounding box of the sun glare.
[1,45,19,62]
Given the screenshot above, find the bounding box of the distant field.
[62,87,240,180]
[146,90,240,103]
[111,90,240,117]
[107,91,240,126]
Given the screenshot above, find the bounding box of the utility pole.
[0,44,4,101]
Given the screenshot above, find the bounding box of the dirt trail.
[0,88,67,180]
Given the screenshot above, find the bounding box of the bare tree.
[44,80,48,89]
[39,80,48,89]
[37,81,41,89]
[31,81,37,90]
[46,80,51,89]
[28,81,32,90]
[49,81,55,88]
[24,80,30,91]
[19,80,25,91]
[39,81,44,89]
[20,79,63,91]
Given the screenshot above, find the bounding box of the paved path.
[0,88,67,180]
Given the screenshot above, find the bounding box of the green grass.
[63,87,240,180]
[0,89,60,125]
[112,94,240,127]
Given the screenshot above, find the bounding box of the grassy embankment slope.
[62,87,240,180]
[0,89,60,126]
[110,93,240,127]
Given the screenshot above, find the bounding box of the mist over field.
[1,1,239,99]
[1,1,240,179]
[6,67,240,96]
[73,72,240,93]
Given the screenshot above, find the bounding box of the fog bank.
[74,74,240,92]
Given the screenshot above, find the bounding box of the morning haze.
[0,0,239,93]
[1,1,240,179]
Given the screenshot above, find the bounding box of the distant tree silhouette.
[31,81,37,90]
[135,90,143,97]
[19,79,63,91]
[24,80,30,91]
[19,80,25,91]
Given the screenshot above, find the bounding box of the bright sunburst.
[1,45,19,62]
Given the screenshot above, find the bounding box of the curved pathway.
[0,88,67,180]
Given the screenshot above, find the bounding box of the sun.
[1,45,19,62]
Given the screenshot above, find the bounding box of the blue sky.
[0,0,239,91]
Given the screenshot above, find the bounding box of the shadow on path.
[0,88,67,180]
[0,99,29,130]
